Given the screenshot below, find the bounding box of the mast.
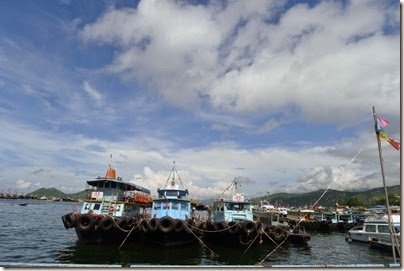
[372,106,397,263]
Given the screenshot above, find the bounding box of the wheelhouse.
[80,158,151,218]
[211,193,253,222]
[151,184,193,219]
[150,162,195,220]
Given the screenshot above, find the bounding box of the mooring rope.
[256,232,289,266]
[106,214,133,233]
[242,229,263,255]
[181,220,219,258]
[119,220,141,250]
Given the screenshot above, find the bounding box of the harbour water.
[0,199,399,267]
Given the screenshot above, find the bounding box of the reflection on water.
[57,242,206,266]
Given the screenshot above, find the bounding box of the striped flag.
[378,131,400,151]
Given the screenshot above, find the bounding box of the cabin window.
[166,191,177,197]
[154,202,161,210]
[172,202,179,210]
[366,225,376,232]
[181,203,189,211]
[93,203,100,210]
[164,202,170,210]
[105,182,110,188]
[97,182,103,188]
[378,225,390,233]
[111,182,116,189]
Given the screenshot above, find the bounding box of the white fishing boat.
[346,213,400,243]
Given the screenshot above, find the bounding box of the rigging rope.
[311,146,364,209]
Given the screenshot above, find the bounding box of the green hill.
[252,185,400,207]
[26,187,90,200]
[26,187,68,199]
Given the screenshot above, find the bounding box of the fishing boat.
[138,162,200,247]
[346,107,401,263]
[345,213,400,243]
[61,154,152,244]
[204,178,289,247]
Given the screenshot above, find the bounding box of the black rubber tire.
[242,220,256,234]
[228,221,240,235]
[159,216,174,233]
[77,213,94,232]
[64,213,76,228]
[149,218,159,232]
[139,219,150,234]
[174,219,183,233]
[98,216,114,231]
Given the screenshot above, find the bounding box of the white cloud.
[16,179,31,189]
[0,1,399,201]
[83,81,104,106]
[79,0,399,126]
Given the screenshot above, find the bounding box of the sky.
[0,0,400,201]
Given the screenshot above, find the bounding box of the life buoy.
[149,218,159,232]
[77,213,95,231]
[242,220,256,234]
[98,216,114,231]
[159,216,174,233]
[174,219,183,233]
[228,221,240,235]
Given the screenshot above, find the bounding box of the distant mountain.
[252,185,400,207]
[26,188,90,200]
[26,188,67,199]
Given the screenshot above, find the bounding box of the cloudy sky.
[0,0,400,201]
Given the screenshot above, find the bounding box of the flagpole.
[372,106,397,263]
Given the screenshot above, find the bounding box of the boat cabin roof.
[214,200,251,205]
[157,188,189,198]
[87,177,151,194]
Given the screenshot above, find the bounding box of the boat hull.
[62,212,142,244]
[138,217,200,247]
[347,226,400,243]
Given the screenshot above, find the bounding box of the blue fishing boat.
[61,154,152,244]
[204,179,276,247]
[139,161,200,247]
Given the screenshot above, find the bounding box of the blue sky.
[0,0,400,201]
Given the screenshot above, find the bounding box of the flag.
[376,115,390,131]
[377,115,390,127]
[378,131,400,151]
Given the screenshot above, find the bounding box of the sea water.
[0,199,398,267]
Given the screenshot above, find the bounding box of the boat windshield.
[225,202,250,211]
